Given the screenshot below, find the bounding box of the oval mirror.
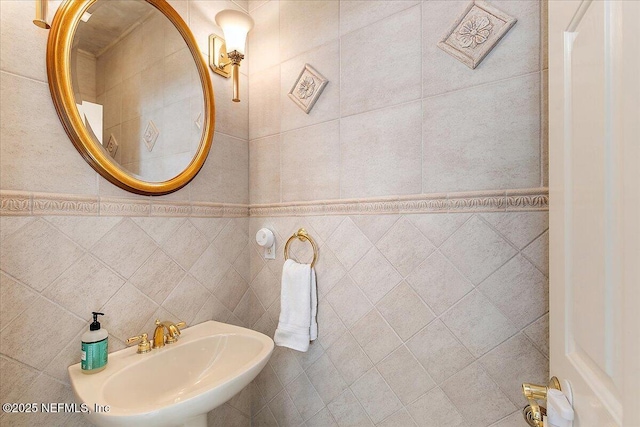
[47,0,215,195]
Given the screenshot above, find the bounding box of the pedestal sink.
[68,321,274,427]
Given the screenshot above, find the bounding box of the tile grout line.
[0,217,37,244]
[522,312,551,361]
[0,69,48,85]
[520,228,550,278]
[478,335,542,410]
[420,0,425,196]
[338,0,343,202]
[421,68,542,102]
[471,217,548,327]
[0,274,40,335]
[539,0,546,186]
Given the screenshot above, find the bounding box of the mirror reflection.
[70,0,204,182]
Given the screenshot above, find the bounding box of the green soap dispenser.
[81,312,108,374]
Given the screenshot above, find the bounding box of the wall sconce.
[33,0,50,29]
[209,9,254,102]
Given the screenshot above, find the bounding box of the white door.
[548,0,640,426]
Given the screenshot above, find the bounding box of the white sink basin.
[68,321,274,427]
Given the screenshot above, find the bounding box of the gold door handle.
[522,377,561,427]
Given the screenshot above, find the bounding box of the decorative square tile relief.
[105,134,118,158]
[437,0,517,69]
[143,120,159,152]
[288,64,329,114]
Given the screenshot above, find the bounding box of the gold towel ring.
[284,228,318,268]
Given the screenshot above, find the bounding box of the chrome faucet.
[152,319,186,348]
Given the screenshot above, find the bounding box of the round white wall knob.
[256,228,274,247]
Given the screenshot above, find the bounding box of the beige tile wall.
[248,212,549,427]
[0,1,549,427]
[248,0,548,203]
[76,51,97,104]
[246,1,549,426]
[0,215,253,426]
[0,0,249,204]
[0,1,252,426]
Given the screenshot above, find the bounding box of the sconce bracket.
[209,35,231,78]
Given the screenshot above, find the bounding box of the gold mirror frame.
[47,0,215,195]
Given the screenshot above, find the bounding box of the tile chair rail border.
[1,188,548,217]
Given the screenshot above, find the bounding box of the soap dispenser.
[81,312,108,374]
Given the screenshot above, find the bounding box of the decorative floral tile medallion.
[105,134,118,158]
[143,120,160,152]
[437,0,517,69]
[288,64,329,114]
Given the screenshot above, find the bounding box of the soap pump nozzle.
[90,312,104,331]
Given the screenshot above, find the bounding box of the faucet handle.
[154,319,185,328]
[126,333,151,354]
[169,321,186,342]
[174,321,186,336]
[156,320,186,344]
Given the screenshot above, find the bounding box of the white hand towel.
[274,259,318,352]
